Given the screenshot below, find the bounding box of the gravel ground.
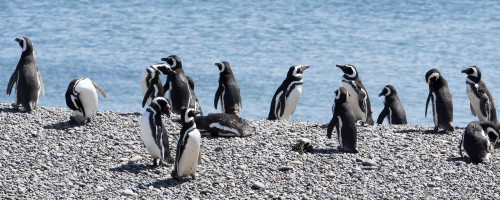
[1,102,499,199]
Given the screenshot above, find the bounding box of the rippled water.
[1,0,500,127]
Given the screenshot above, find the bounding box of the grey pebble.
[252,182,266,190]
[277,166,294,171]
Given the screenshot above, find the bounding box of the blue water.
[1,0,500,127]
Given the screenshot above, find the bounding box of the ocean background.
[1,0,500,127]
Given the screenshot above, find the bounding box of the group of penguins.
[5,37,500,181]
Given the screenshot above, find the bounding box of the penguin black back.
[377,85,407,124]
[460,121,499,163]
[214,61,242,116]
[425,68,454,133]
[327,87,358,153]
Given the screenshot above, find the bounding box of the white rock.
[121,189,137,196]
[128,155,142,163]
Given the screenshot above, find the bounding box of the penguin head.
[215,61,232,73]
[181,107,201,124]
[161,55,182,70]
[461,66,481,82]
[288,65,309,78]
[151,97,172,117]
[479,121,500,145]
[379,85,397,97]
[425,68,441,85]
[334,87,349,104]
[336,64,357,79]
[15,37,32,53]
[153,64,176,75]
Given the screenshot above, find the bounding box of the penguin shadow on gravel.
[43,119,85,130]
[109,163,159,174]
[311,147,346,154]
[141,178,187,189]
[395,128,457,135]
[0,104,34,113]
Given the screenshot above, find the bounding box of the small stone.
[128,155,142,163]
[355,158,364,162]
[297,138,311,144]
[121,189,137,196]
[237,165,247,170]
[455,161,466,165]
[214,147,223,152]
[326,172,336,178]
[18,187,26,194]
[252,182,266,190]
[361,166,378,170]
[289,161,303,165]
[96,186,104,191]
[362,159,377,166]
[432,176,443,181]
[277,166,293,171]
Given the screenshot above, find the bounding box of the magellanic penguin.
[142,64,176,107]
[336,64,374,125]
[161,55,203,115]
[172,107,202,180]
[6,37,45,111]
[194,113,254,137]
[140,63,176,95]
[140,97,175,166]
[425,68,454,133]
[65,78,107,123]
[185,75,203,116]
[327,87,359,153]
[461,66,499,126]
[214,61,242,116]
[377,85,407,125]
[459,121,499,163]
[267,65,309,120]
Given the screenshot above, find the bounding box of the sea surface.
[1,0,500,127]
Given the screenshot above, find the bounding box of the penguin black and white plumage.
[140,97,174,166]
[161,55,203,115]
[141,65,176,107]
[185,75,203,116]
[336,64,374,125]
[459,121,499,163]
[194,113,254,137]
[461,66,499,125]
[425,68,454,133]
[214,61,242,116]
[377,85,407,125]
[140,63,176,95]
[327,87,359,153]
[267,65,309,120]
[6,37,45,111]
[65,78,107,123]
[172,108,202,180]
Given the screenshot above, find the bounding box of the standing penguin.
[65,78,107,123]
[377,85,407,125]
[6,37,45,111]
[194,113,254,137]
[161,55,203,115]
[425,68,454,133]
[461,66,499,125]
[142,65,176,107]
[140,97,175,166]
[327,87,358,153]
[459,121,499,163]
[185,76,203,116]
[336,64,374,125]
[214,61,242,116]
[140,63,176,95]
[172,108,202,180]
[267,65,309,120]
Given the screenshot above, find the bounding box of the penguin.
[194,113,254,137]
[459,121,499,163]
[185,76,203,116]
[327,87,358,153]
[6,37,45,112]
[425,68,454,133]
[65,78,107,123]
[267,65,309,120]
[336,64,374,125]
[161,55,203,115]
[142,65,176,107]
[172,107,202,180]
[377,85,407,125]
[140,63,176,95]
[140,97,175,166]
[214,61,242,116]
[461,66,499,125]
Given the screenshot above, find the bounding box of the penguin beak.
[335,64,345,69]
[378,92,384,97]
[160,57,168,62]
[15,38,20,42]
[461,69,468,74]
[302,65,309,70]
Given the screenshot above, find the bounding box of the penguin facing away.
[161,55,203,115]
[7,37,45,112]
[336,64,374,125]
[461,66,499,125]
[65,78,106,123]
[172,107,202,180]
[194,113,254,137]
[459,121,499,163]
[140,63,176,95]
[267,65,309,120]
[142,65,176,107]
[140,97,175,166]
[425,68,454,133]
[327,87,359,153]
[377,85,407,125]
[214,61,242,116]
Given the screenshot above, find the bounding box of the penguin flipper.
[74,96,85,117]
[214,86,223,109]
[163,79,170,94]
[278,91,287,117]
[142,86,154,107]
[327,116,338,139]
[91,81,107,98]
[480,96,490,119]
[358,88,367,113]
[425,91,431,118]
[6,70,18,95]
[377,106,390,124]
[37,69,45,96]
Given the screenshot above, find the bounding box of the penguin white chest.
[139,113,161,159]
[177,129,201,177]
[74,79,99,119]
[282,83,303,120]
[466,84,487,120]
[140,70,149,95]
[342,82,365,121]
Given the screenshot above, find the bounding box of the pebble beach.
[1,103,499,199]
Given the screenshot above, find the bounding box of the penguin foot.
[152,159,159,167]
[433,127,439,134]
[171,170,180,180]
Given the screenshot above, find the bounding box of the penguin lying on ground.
[425,68,454,133]
[172,107,202,180]
[214,61,242,116]
[461,66,499,126]
[65,78,106,123]
[7,37,45,112]
[459,121,499,163]
[377,85,407,125]
[327,87,359,153]
[194,113,254,137]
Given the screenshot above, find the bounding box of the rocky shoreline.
[0,103,499,199]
